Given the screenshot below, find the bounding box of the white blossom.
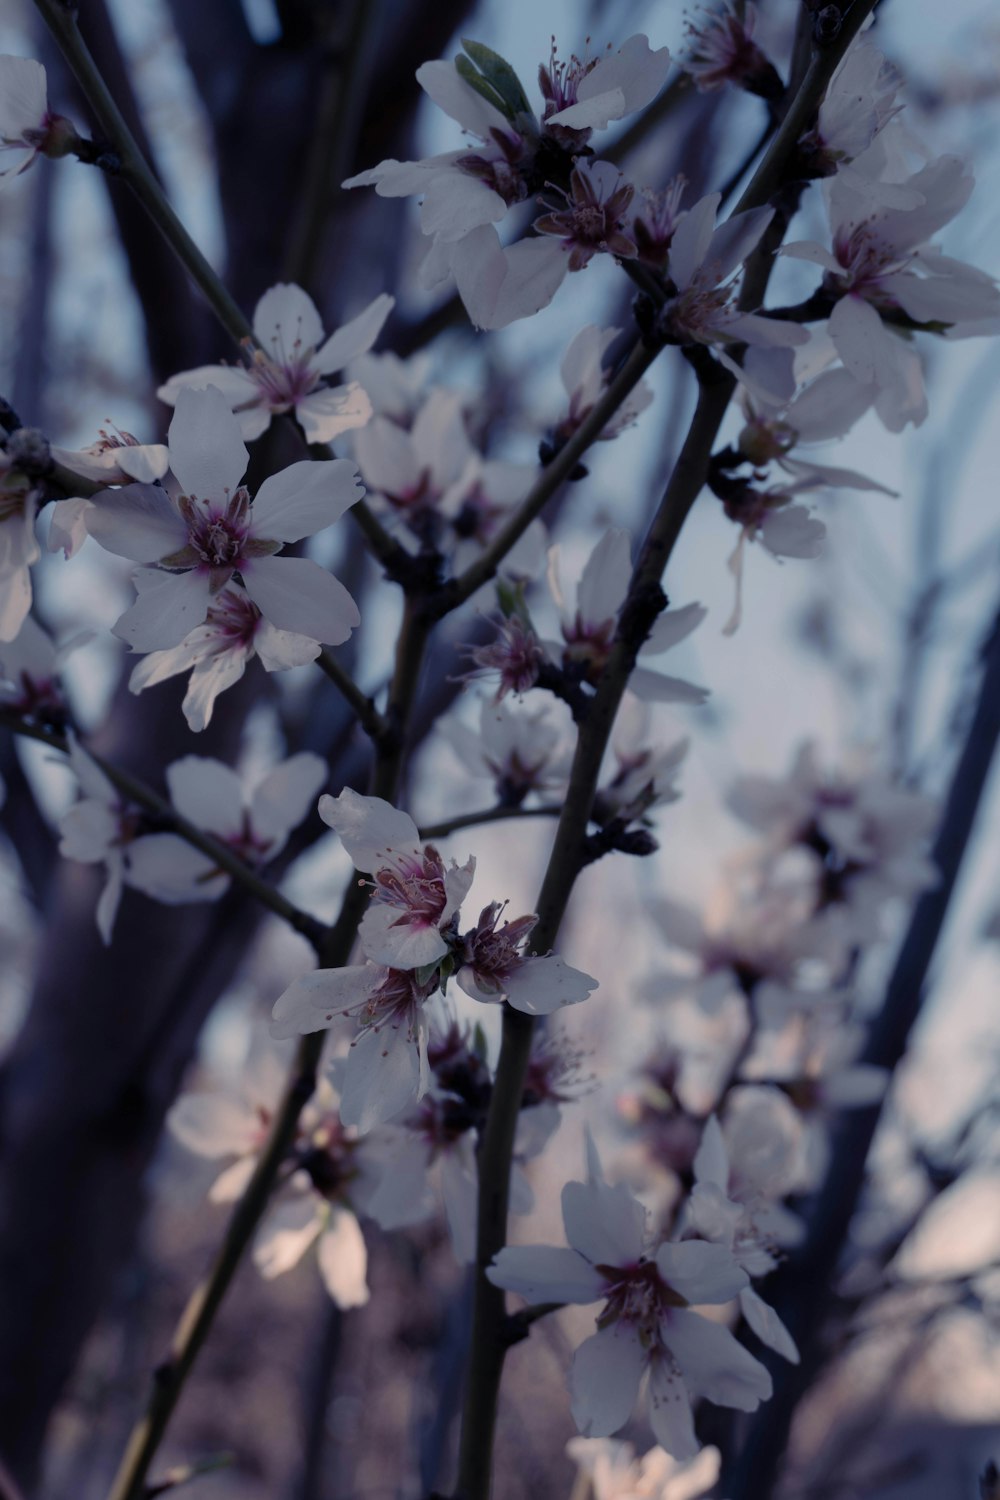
[85,385,363,651]
[567,1437,721,1500]
[488,1137,770,1457]
[159,283,393,443]
[127,751,326,904]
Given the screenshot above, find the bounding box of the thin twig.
[315,649,390,745]
[0,709,327,949]
[418,804,563,842]
[33,0,252,346]
[105,596,434,1500]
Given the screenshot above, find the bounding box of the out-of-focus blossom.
[159,283,393,443]
[0,451,40,641]
[439,697,571,801]
[567,1436,721,1500]
[488,1137,770,1458]
[683,4,779,98]
[86,386,363,651]
[782,153,1000,429]
[57,736,140,943]
[553,325,654,445]
[47,429,169,559]
[0,614,73,724]
[127,752,326,904]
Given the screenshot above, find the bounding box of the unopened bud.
[39,113,80,160]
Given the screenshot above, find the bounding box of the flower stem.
[315,649,391,745]
[33,0,252,346]
[418,804,563,842]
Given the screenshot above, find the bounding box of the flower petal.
[113,568,214,652]
[317,1207,370,1308]
[562,1176,647,1267]
[241,554,360,645]
[85,485,187,563]
[167,386,248,500]
[487,1245,605,1304]
[253,282,324,359]
[318,788,421,870]
[166,754,244,837]
[270,964,380,1040]
[250,752,326,851]
[296,383,374,444]
[313,293,395,374]
[570,1325,646,1437]
[666,1307,772,1410]
[254,1195,321,1278]
[251,459,363,542]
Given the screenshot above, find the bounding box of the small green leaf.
[414,959,442,987]
[455,55,509,118]
[472,1022,490,1063]
[460,38,533,121]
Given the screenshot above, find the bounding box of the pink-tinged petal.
[577,529,632,627]
[666,1307,772,1409]
[828,294,896,388]
[296,382,373,444]
[270,964,380,1040]
[882,268,1000,326]
[547,86,626,131]
[412,389,473,485]
[254,621,321,671]
[655,1241,747,1305]
[251,752,326,851]
[647,1356,700,1460]
[641,602,706,657]
[66,733,116,802]
[693,1117,729,1191]
[440,1145,478,1265]
[251,459,363,542]
[317,1207,370,1308]
[339,1019,425,1131]
[209,1156,257,1203]
[47,497,93,558]
[157,363,259,410]
[627,666,709,705]
[487,1245,605,1305]
[416,57,508,137]
[576,34,671,117]
[117,444,169,483]
[241,554,360,645]
[668,194,721,290]
[453,227,569,330]
[562,1177,646,1267]
[0,553,32,640]
[85,485,187,563]
[168,1094,259,1159]
[125,833,228,904]
[759,506,825,559]
[313,293,395,375]
[342,153,465,196]
[502,956,597,1016]
[739,1287,800,1362]
[254,1195,321,1278]
[96,858,124,945]
[58,801,118,862]
[778,239,842,273]
[0,56,47,138]
[167,386,248,500]
[166,755,244,837]
[253,282,324,359]
[113,569,214,652]
[318,788,421,870]
[354,415,421,497]
[786,367,874,440]
[440,856,476,924]
[704,206,773,284]
[358,904,449,968]
[725,312,808,348]
[180,647,251,731]
[419,171,508,243]
[358,1134,433,1229]
[570,1325,646,1437]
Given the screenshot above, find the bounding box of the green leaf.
[460,38,533,121]
[455,55,509,118]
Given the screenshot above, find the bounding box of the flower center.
[372,848,448,927]
[596,1258,687,1343]
[179,488,251,572]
